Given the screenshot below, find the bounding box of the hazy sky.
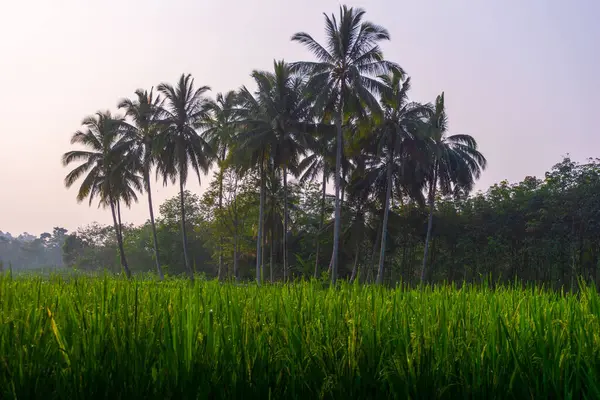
[1,0,599,235]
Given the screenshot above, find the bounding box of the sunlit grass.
[0,275,599,399]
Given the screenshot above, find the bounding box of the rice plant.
[0,275,599,399]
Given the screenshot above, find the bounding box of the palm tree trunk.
[179,176,194,281]
[110,198,131,279]
[117,200,123,238]
[262,215,267,283]
[376,149,394,285]
[283,166,289,282]
[232,172,239,283]
[256,160,265,284]
[270,219,275,283]
[314,172,327,279]
[145,168,164,280]
[421,172,437,283]
[217,159,225,281]
[368,219,382,283]
[332,103,344,284]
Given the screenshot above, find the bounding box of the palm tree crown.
[156,74,213,187]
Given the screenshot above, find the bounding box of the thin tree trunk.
[314,172,327,278]
[270,212,275,283]
[262,214,267,283]
[233,235,239,283]
[233,198,239,284]
[217,149,225,280]
[283,166,289,282]
[179,176,194,281]
[117,200,123,238]
[217,164,224,281]
[341,173,346,209]
[420,172,437,283]
[255,160,265,284]
[368,220,382,283]
[331,101,344,284]
[377,148,394,285]
[145,168,164,280]
[110,198,131,279]
[232,172,239,282]
[350,241,360,282]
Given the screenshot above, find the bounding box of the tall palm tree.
[236,60,312,282]
[372,72,432,284]
[200,91,238,280]
[420,92,487,283]
[118,88,165,280]
[232,85,268,284]
[156,74,213,280]
[62,111,142,279]
[292,5,402,283]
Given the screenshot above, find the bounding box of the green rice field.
[1,275,600,399]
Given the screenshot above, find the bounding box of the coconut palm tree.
[235,60,313,282]
[118,88,165,280]
[371,72,432,284]
[291,5,402,283]
[233,87,268,284]
[62,111,142,279]
[420,92,487,283]
[200,91,238,280]
[156,74,213,280]
[298,129,335,278]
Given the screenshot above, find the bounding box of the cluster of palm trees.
[62,5,486,284]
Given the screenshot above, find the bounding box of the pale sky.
[1,0,599,235]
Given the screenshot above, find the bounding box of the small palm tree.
[118,88,165,280]
[62,111,142,278]
[200,91,238,280]
[298,128,335,278]
[292,5,402,283]
[156,74,213,280]
[420,92,487,283]
[372,72,432,284]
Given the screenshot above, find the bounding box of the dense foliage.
[58,156,600,290]
[2,275,600,399]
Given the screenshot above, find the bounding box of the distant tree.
[156,74,213,280]
[236,61,312,281]
[200,91,239,280]
[420,93,486,283]
[118,88,165,279]
[297,127,335,278]
[62,111,141,278]
[369,72,431,284]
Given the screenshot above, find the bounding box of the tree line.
[62,5,487,284]
[0,228,67,271]
[61,155,600,290]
